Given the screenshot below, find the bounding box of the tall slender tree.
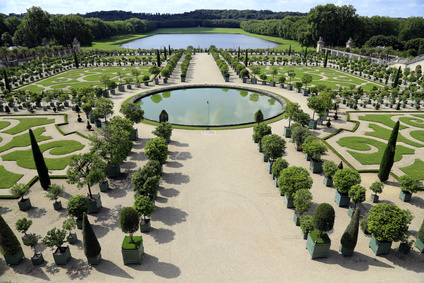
[288,45,291,56]
[378,121,399,182]
[3,68,10,91]
[82,213,101,262]
[29,129,50,190]
[74,52,79,69]
[244,50,248,66]
[156,49,161,67]
[163,47,167,60]
[393,66,401,88]
[323,52,329,68]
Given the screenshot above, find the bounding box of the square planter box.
[284,196,294,208]
[53,246,72,265]
[122,236,144,265]
[370,194,379,203]
[267,161,273,174]
[4,247,24,265]
[334,191,350,207]
[263,153,269,162]
[415,237,424,253]
[302,89,309,96]
[127,84,132,89]
[87,253,102,265]
[99,180,109,192]
[269,81,276,87]
[261,81,266,85]
[53,200,62,210]
[348,206,357,218]
[305,153,311,161]
[257,141,262,152]
[274,176,279,188]
[103,90,109,98]
[87,194,102,213]
[76,218,83,229]
[369,235,392,256]
[323,176,333,187]
[287,85,293,90]
[293,212,301,226]
[67,233,78,244]
[283,127,291,138]
[310,160,323,173]
[18,198,31,211]
[118,85,125,92]
[140,219,151,232]
[31,253,44,265]
[301,231,308,240]
[308,120,317,129]
[107,164,121,178]
[399,190,412,202]
[306,231,331,259]
[279,83,284,88]
[295,88,301,93]
[339,244,354,257]
[130,128,138,141]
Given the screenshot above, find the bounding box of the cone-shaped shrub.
[159,110,168,123]
[254,110,264,124]
[29,129,51,190]
[82,213,101,259]
[418,220,424,243]
[312,203,335,238]
[340,207,360,250]
[378,121,399,182]
[0,215,22,256]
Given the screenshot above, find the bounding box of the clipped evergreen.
[3,68,10,91]
[252,123,272,143]
[378,121,399,182]
[300,215,314,236]
[323,52,328,68]
[271,157,289,177]
[152,122,173,141]
[74,52,79,69]
[244,51,248,66]
[159,109,169,123]
[333,168,361,194]
[340,207,360,250]
[338,161,343,169]
[393,66,401,88]
[67,195,89,220]
[82,213,101,259]
[418,220,424,242]
[29,129,51,190]
[119,207,139,244]
[312,203,335,238]
[156,49,161,67]
[254,110,264,124]
[348,185,366,208]
[0,214,22,256]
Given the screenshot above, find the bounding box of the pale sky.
[1,0,423,18]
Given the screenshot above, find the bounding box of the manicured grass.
[337,136,415,165]
[85,35,150,51]
[1,140,85,169]
[399,116,424,129]
[0,127,52,153]
[410,130,424,142]
[0,121,11,130]
[20,85,46,93]
[122,236,143,250]
[3,118,55,135]
[400,159,424,180]
[366,123,424,147]
[0,165,23,189]
[359,114,408,130]
[308,230,330,244]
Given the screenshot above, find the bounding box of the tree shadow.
[159,187,180,198]
[132,138,149,149]
[165,161,183,169]
[0,205,11,215]
[162,172,190,185]
[92,204,123,237]
[129,151,148,162]
[121,161,137,170]
[409,196,424,209]
[154,206,188,226]
[170,141,189,147]
[317,250,394,271]
[168,151,192,161]
[107,172,133,199]
[91,258,133,279]
[147,227,176,244]
[154,196,167,204]
[126,253,181,279]
[5,258,50,280]
[26,206,47,219]
[64,258,92,280]
[380,248,424,273]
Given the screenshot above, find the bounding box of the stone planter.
[140,218,151,232]
[31,253,44,265]
[370,194,379,203]
[415,237,424,253]
[284,196,294,208]
[53,200,62,210]
[18,198,31,211]
[334,191,350,207]
[3,247,24,265]
[67,233,78,244]
[53,246,71,265]
[339,244,354,257]
[306,231,331,259]
[87,253,102,265]
[99,180,109,192]
[399,190,412,202]
[323,176,333,187]
[107,164,121,178]
[87,194,102,213]
[122,236,144,265]
[283,127,291,138]
[369,235,392,256]
[310,159,323,173]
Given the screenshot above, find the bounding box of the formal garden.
[1,37,424,282]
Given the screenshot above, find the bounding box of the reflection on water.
[139,88,282,126]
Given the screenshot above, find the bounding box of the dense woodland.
[1,5,424,57]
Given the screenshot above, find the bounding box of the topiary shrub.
[67,195,89,220]
[300,215,314,236]
[15,218,32,237]
[271,158,289,177]
[254,110,264,124]
[120,207,139,244]
[159,110,169,123]
[0,214,22,256]
[278,166,313,198]
[369,181,384,196]
[152,122,173,141]
[323,161,338,178]
[340,207,360,250]
[398,175,423,193]
[134,195,155,220]
[333,168,361,194]
[367,203,413,242]
[294,189,313,214]
[145,137,168,164]
[360,213,370,234]
[348,185,366,209]
[82,213,101,259]
[252,123,272,143]
[10,183,30,201]
[261,134,287,161]
[42,227,67,251]
[312,203,335,238]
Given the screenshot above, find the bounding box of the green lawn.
[0,127,52,153]
[1,140,85,169]
[337,136,415,165]
[366,123,424,147]
[400,159,424,180]
[410,130,424,142]
[399,116,424,129]
[3,118,55,135]
[0,121,11,130]
[359,114,408,130]
[0,166,23,189]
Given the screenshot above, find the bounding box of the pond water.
[137,87,283,126]
[123,33,279,50]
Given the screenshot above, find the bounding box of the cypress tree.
[0,214,22,256]
[156,49,161,67]
[393,66,401,88]
[29,129,50,190]
[254,110,264,124]
[378,121,399,182]
[163,47,167,60]
[82,213,101,260]
[159,109,168,123]
[288,45,291,56]
[3,68,10,91]
[238,47,241,59]
[245,51,248,66]
[340,207,360,251]
[338,161,343,169]
[74,52,79,69]
[323,52,329,68]
[168,45,171,55]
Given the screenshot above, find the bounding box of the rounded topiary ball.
[119,207,139,235]
[312,203,335,237]
[67,194,89,220]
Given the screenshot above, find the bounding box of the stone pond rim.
[129,84,286,128]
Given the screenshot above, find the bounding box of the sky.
[1,0,424,18]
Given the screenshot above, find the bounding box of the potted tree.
[333,168,361,207]
[369,181,384,203]
[152,122,173,144]
[398,233,414,255]
[63,217,78,244]
[120,101,144,141]
[252,123,272,152]
[145,137,169,164]
[67,153,107,213]
[293,189,313,226]
[10,183,31,211]
[307,203,335,259]
[67,194,89,229]
[45,184,64,210]
[42,227,71,265]
[15,218,32,243]
[25,233,44,265]
[322,161,337,187]
[120,207,143,265]
[415,219,424,253]
[261,134,287,164]
[367,203,413,255]
[302,139,327,173]
[278,166,313,207]
[282,102,301,138]
[134,195,156,232]
[83,212,102,264]
[0,215,24,265]
[398,175,423,202]
[93,97,114,126]
[339,207,360,256]
[300,215,314,240]
[271,157,289,187]
[348,185,366,217]
[294,82,303,93]
[291,124,314,152]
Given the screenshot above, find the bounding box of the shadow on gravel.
[92,205,123,238]
[159,187,180,198]
[132,138,149,149]
[147,227,176,244]
[168,151,192,161]
[165,161,183,168]
[409,196,424,209]
[26,206,47,219]
[162,172,190,185]
[126,253,181,279]
[316,250,394,271]
[5,258,50,280]
[171,141,189,147]
[154,206,188,226]
[92,259,133,279]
